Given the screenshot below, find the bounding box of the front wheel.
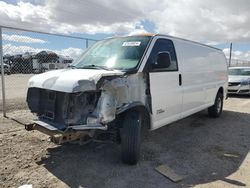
[120,111,141,165]
[208,92,223,118]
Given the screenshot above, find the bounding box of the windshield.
[72,36,151,70]
[229,68,250,76]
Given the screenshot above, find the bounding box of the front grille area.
[228,89,237,93]
[228,82,240,86]
[27,88,100,127]
[40,90,56,120]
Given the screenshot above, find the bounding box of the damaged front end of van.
[26,68,148,143]
[26,35,154,164]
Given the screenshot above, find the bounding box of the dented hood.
[28,69,124,93]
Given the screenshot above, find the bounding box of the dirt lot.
[2,74,34,100]
[0,74,33,112]
[0,96,250,188]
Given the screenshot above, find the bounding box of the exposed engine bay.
[26,71,149,142]
[27,89,100,127]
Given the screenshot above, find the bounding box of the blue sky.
[2,22,154,54]
[4,30,98,49]
[1,0,250,60]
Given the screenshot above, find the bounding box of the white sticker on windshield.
[122,41,141,47]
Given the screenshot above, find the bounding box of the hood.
[228,75,250,83]
[28,69,124,93]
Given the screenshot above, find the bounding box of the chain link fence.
[0,26,98,120]
[1,26,250,121]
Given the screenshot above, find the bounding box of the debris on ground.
[223,153,240,158]
[155,164,184,182]
[18,184,32,188]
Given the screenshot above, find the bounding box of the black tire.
[208,92,223,118]
[120,111,141,165]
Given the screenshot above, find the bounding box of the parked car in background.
[0,63,11,75]
[228,67,250,95]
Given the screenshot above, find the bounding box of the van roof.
[128,33,222,52]
[158,34,222,51]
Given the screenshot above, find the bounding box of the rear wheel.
[208,91,223,118]
[120,111,141,165]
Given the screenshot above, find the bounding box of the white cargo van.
[26,34,228,164]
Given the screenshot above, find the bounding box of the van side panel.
[205,50,228,102]
[139,35,228,129]
[172,38,228,118]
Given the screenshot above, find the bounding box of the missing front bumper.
[25,120,108,144]
[25,120,107,135]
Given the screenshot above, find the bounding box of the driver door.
[147,38,183,130]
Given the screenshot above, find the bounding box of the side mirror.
[152,52,171,69]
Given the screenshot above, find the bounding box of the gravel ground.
[0,74,33,112]
[1,74,33,100]
[0,96,250,188]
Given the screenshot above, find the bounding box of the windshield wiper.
[80,64,113,71]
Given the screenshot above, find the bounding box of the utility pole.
[229,43,232,67]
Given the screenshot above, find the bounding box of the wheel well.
[119,105,151,130]
[218,87,224,97]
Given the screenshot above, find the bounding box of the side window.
[148,38,178,71]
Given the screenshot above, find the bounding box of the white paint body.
[27,35,228,131]
[139,36,228,130]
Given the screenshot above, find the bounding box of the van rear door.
[147,38,183,129]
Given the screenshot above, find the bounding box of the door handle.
[179,74,182,86]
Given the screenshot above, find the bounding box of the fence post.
[0,27,6,117]
[228,43,232,67]
[86,39,89,48]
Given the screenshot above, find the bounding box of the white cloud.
[0,0,145,34]
[59,47,84,59]
[3,43,83,59]
[2,34,47,43]
[127,25,151,36]
[223,48,250,60]
[1,0,250,59]
[147,0,250,43]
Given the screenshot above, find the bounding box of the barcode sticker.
[122,41,141,46]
